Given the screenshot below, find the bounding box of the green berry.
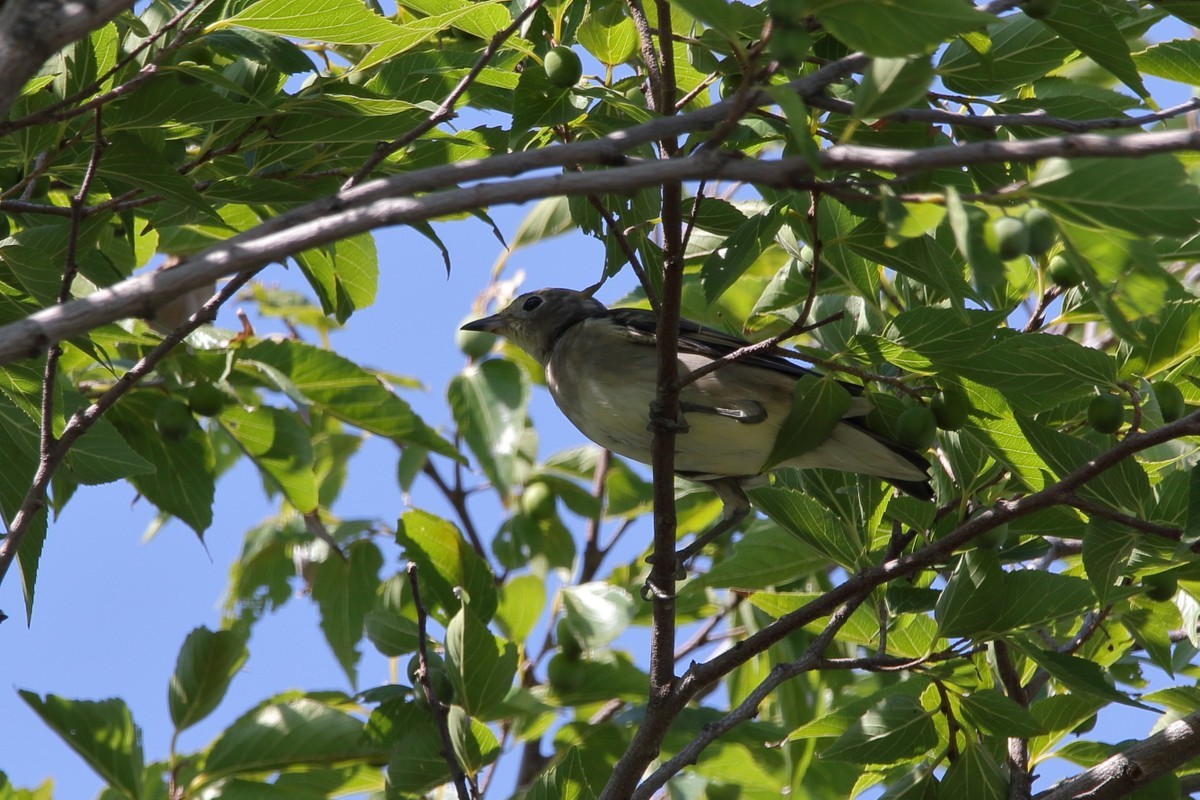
[1048,254,1081,288]
[1142,570,1178,602]
[544,46,583,88]
[521,481,556,520]
[1023,208,1057,255]
[930,385,970,431]
[456,316,496,359]
[989,216,1030,260]
[895,406,937,451]
[1152,380,1185,423]
[186,382,226,417]
[547,652,584,692]
[1087,394,1124,435]
[154,399,195,442]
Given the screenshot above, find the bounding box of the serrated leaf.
[202,697,384,781]
[98,134,219,222]
[576,3,636,66]
[854,55,934,119]
[445,605,519,719]
[448,359,529,496]
[1016,644,1154,710]
[939,742,1007,800]
[169,627,248,732]
[1038,0,1147,97]
[107,392,215,536]
[526,748,596,800]
[496,573,545,642]
[216,0,405,44]
[311,540,382,688]
[701,205,785,303]
[699,521,830,589]
[749,485,863,568]
[240,340,458,459]
[807,0,988,57]
[396,509,497,621]
[939,13,1074,95]
[1082,519,1137,605]
[1135,38,1200,85]
[958,689,1045,737]
[822,695,937,764]
[764,375,853,469]
[1027,156,1200,237]
[293,234,378,324]
[18,692,144,798]
[561,582,635,649]
[447,706,500,776]
[219,405,318,513]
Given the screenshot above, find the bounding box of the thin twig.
[345,0,548,187]
[1063,494,1181,541]
[0,269,260,595]
[406,563,473,800]
[580,448,611,582]
[421,460,490,561]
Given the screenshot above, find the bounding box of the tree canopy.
[3,0,1200,798]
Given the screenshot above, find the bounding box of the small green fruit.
[155,399,195,442]
[1152,380,1185,423]
[521,481,556,520]
[544,46,583,88]
[556,617,582,659]
[895,406,937,450]
[1048,254,1082,288]
[1142,570,1178,602]
[623,84,647,106]
[406,652,454,701]
[989,216,1030,260]
[769,25,811,69]
[930,385,970,431]
[1087,394,1124,435]
[1023,208,1057,255]
[186,382,226,417]
[1023,0,1060,19]
[456,316,495,359]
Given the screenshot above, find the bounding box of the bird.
[461,287,933,569]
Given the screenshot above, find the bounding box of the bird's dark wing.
[604,307,862,395]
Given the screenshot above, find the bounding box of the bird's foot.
[646,400,689,434]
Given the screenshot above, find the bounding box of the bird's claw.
[647,400,689,434]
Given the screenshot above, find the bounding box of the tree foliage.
[3,0,1200,798]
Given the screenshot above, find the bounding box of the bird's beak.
[461,313,505,334]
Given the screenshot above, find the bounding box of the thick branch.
[5,123,1200,365]
[1035,711,1200,800]
[0,0,134,119]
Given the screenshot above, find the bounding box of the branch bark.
[0,0,134,119]
[1035,711,1200,800]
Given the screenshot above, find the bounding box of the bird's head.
[460,288,607,365]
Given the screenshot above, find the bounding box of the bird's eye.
[522,295,544,312]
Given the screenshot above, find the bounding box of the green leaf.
[526,748,596,800]
[64,417,153,486]
[216,0,405,44]
[939,742,1007,800]
[98,133,219,222]
[854,55,934,119]
[18,692,143,798]
[749,485,863,569]
[1038,0,1147,98]
[1122,597,1181,676]
[168,627,249,733]
[311,540,383,688]
[445,605,519,719]
[447,706,501,776]
[701,204,785,303]
[962,333,1118,415]
[822,694,937,764]
[293,233,378,324]
[395,509,497,622]
[805,0,988,57]
[219,405,318,513]
[846,221,975,308]
[764,376,853,470]
[364,607,419,658]
[107,392,215,536]
[496,573,545,643]
[240,339,458,460]
[939,13,1074,95]
[935,550,1096,638]
[699,521,831,590]
[958,690,1045,738]
[561,582,635,649]
[386,710,449,794]
[448,359,530,496]
[1082,520,1137,605]
[202,697,384,781]
[1015,643,1154,710]
[1015,414,1151,516]
[1134,38,1200,84]
[1026,157,1200,238]
[576,2,637,67]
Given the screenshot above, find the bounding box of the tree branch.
[1035,711,1200,800]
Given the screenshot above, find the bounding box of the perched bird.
[462,288,932,565]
